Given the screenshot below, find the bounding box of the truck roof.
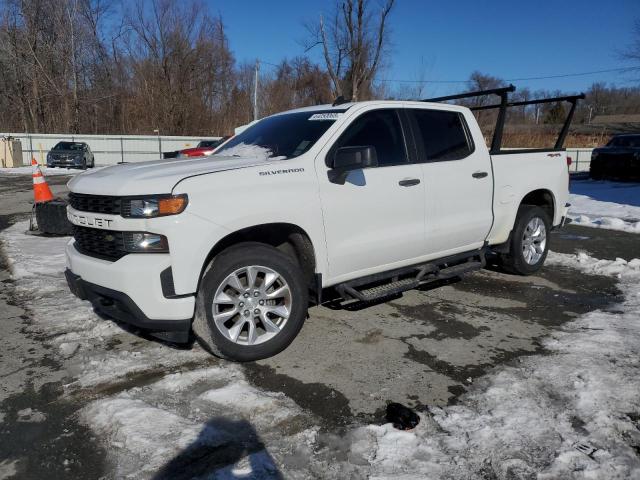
[280,100,468,115]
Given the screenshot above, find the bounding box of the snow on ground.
[1,221,319,479]
[569,179,640,233]
[347,252,640,479]
[0,166,87,176]
[16,408,46,423]
[2,220,640,478]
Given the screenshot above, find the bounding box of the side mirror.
[329,146,378,184]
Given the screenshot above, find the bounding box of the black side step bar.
[335,249,486,304]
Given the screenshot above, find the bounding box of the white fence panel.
[1,133,221,166]
[565,148,593,172]
[3,132,593,172]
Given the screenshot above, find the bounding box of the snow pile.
[569,180,640,233]
[81,366,316,479]
[346,251,640,479]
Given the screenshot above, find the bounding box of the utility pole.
[253,60,260,121]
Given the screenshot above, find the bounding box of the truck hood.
[67,155,269,195]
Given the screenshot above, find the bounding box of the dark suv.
[590,134,640,180]
[47,142,95,170]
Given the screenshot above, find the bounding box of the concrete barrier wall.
[1,133,221,166]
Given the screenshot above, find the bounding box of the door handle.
[398,178,421,187]
[472,171,488,179]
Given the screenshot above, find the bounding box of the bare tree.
[307,0,395,101]
[624,19,640,63]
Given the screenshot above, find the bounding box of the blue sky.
[214,0,640,96]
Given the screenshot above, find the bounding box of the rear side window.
[410,109,474,161]
[335,109,407,167]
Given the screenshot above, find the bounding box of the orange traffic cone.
[32,157,54,203]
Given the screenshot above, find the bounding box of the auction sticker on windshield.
[308,113,342,121]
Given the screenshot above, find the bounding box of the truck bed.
[487,150,569,246]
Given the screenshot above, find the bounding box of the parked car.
[590,134,640,180]
[177,138,230,158]
[64,99,571,362]
[47,141,95,169]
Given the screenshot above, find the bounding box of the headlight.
[123,232,169,252]
[122,194,188,218]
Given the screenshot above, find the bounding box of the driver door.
[316,108,425,284]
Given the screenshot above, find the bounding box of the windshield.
[215,110,345,159]
[53,142,85,151]
[608,136,640,147]
[197,140,222,148]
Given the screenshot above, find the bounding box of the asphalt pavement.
[0,172,636,478]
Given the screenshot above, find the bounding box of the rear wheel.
[193,243,308,361]
[499,205,550,275]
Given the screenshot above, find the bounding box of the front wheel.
[499,205,551,275]
[193,242,308,361]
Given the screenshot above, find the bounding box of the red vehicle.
[178,138,229,158]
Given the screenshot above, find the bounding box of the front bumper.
[48,158,82,168]
[65,269,191,342]
[65,240,195,341]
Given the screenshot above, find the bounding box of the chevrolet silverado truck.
[64,85,582,361]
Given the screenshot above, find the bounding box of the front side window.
[215,110,346,159]
[334,109,407,167]
[411,109,473,161]
[198,140,222,148]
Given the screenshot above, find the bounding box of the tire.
[499,205,551,275]
[193,242,308,361]
[81,158,87,170]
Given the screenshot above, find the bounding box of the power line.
[378,66,640,84]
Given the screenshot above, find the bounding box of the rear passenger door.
[407,108,493,255]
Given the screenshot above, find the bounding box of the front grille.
[69,193,123,215]
[73,226,127,261]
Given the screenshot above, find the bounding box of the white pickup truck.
[65,88,579,361]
